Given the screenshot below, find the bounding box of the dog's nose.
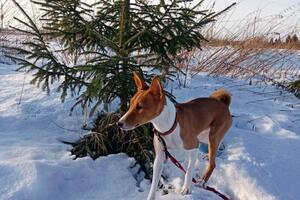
[117,121,124,128]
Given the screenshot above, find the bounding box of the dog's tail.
[210,89,231,106]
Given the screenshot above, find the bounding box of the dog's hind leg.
[181,148,198,195]
[201,128,221,183]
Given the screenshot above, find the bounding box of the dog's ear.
[150,76,163,99]
[133,72,148,90]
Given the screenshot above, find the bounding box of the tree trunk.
[119,0,130,113]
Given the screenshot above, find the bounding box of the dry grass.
[209,37,300,50]
[173,2,300,95]
[62,112,155,179]
[175,45,300,97]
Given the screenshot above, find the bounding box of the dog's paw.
[180,187,190,195]
[161,189,168,195]
[195,179,206,188]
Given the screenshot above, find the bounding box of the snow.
[1,60,300,200]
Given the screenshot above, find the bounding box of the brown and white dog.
[118,72,232,200]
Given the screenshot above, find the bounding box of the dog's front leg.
[147,135,165,200]
[181,148,198,195]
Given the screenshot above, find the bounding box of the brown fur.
[123,73,165,128]
[176,97,232,149]
[209,88,231,106]
[123,73,232,182]
[175,95,232,181]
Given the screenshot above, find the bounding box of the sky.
[214,0,300,17]
[208,0,300,38]
[2,0,300,38]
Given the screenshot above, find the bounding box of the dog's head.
[117,72,165,130]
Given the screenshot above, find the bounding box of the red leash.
[166,151,230,200]
[155,131,230,200]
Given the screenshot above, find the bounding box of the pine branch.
[7,0,230,114]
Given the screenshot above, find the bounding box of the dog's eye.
[136,104,143,111]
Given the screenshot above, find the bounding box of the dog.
[118,72,232,200]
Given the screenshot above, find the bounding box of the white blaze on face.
[117,72,165,131]
[118,111,134,131]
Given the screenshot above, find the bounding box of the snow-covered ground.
[0,62,300,200]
